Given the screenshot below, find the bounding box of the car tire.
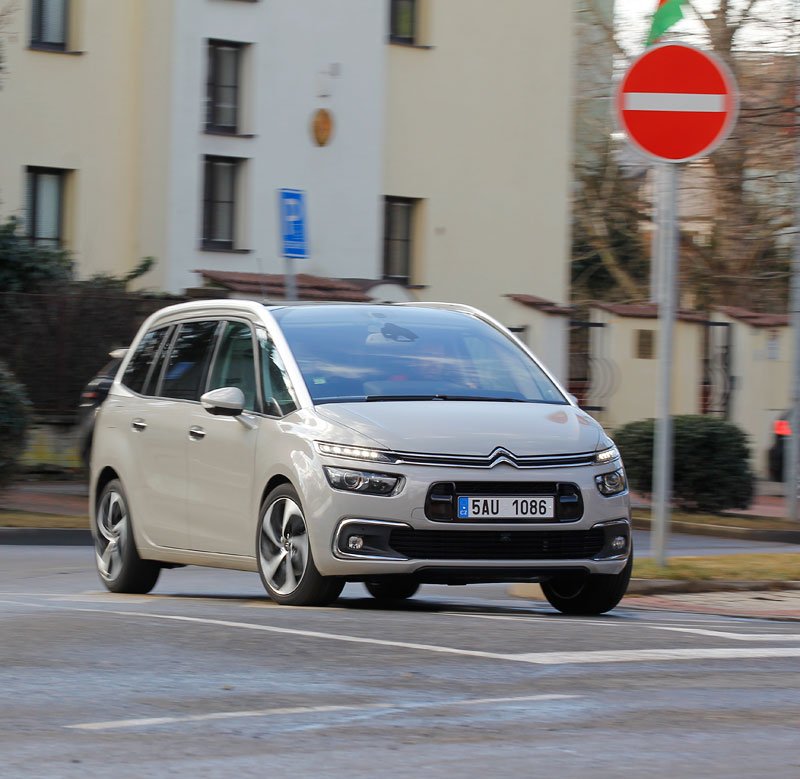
[365,579,420,602]
[94,479,160,594]
[541,550,633,616]
[256,484,344,607]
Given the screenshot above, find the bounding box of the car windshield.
[272,305,567,405]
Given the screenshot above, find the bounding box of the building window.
[389,0,416,44]
[202,156,241,250]
[31,0,68,50]
[635,329,656,360]
[26,167,67,247]
[383,196,416,283]
[206,40,243,133]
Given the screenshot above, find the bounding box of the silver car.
[91,300,631,614]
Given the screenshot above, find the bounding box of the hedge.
[613,415,754,513]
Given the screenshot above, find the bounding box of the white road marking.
[648,626,800,642]
[623,92,726,112]
[513,648,800,664]
[61,607,800,666]
[66,693,576,731]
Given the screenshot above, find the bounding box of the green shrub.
[0,361,31,491]
[613,415,754,513]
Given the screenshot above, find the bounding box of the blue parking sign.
[279,189,308,259]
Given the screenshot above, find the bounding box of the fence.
[0,290,184,419]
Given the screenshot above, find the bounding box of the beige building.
[585,303,706,432]
[0,0,576,379]
[582,302,791,477]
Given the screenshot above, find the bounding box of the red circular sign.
[616,43,738,163]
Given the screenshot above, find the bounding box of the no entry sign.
[616,42,739,163]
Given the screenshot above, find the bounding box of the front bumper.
[303,458,631,579]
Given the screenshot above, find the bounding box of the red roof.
[506,294,572,316]
[714,306,789,328]
[590,301,707,324]
[196,270,372,302]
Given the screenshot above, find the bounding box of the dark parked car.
[77,349,126,466]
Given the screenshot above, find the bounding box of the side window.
[207,321,258,411]
[160,321,220,401]
[258,329,297,415]
[122,328,169,394]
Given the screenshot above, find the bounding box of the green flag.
[647,0,687,45]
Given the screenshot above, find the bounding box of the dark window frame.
[635,329,656,360]
[26,166,67,247]
[389,0,416,44]
[206,39,243,134]
[202,155,241,251]
[383,196,416,284]
[30,0,69,51]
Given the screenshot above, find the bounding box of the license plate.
[457,496,555,520]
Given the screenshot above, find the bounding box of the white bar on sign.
[624,92,725,112]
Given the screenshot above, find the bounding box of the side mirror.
[567,393,580,407]
[201,387,245,417]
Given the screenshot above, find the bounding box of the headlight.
[324,466,403,496]
[316,441,393,463]
[595,468,627,496]
[594,445,620,465]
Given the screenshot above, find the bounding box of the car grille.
[388,528,605,560]
[393,448,596,469]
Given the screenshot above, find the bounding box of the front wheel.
[541,552,633,616]
[256,484,343,607]
[94,479,160,594]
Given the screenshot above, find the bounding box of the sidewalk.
[0,480,88,517]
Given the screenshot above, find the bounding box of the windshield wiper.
[365,394,528,402]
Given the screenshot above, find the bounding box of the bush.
[614,415,754,513]
[0,361,31,491]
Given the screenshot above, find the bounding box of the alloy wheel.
[259,497,309,595]
[95,488,129,582]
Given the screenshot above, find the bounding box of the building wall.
[160,0,387,293]
[0,0,157,279]
[588,310,704,431]
[718,315,791,477]
[384,0,574,376]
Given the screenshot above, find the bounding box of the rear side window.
[122,328,169,394]
[160,320,219,401]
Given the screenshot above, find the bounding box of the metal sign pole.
[787,56,800,521]
[652,162,679,566]
[285,257,297,302]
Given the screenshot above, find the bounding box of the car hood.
[315,401,604,457]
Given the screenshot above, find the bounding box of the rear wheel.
[365,579,420,603]
[256,484,343,607]
[94,479,160,594]
[541,551,633,616]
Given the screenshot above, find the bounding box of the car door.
[134,319,220,549]
[186,319,260,555]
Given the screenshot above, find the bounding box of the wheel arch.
[259,474,293,510]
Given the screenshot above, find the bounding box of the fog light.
[347,535,364,551]
[611,535,627,552]
[595,468,627,496]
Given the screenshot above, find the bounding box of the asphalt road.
[1,545,799,778]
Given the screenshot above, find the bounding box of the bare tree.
[573,0,799,311]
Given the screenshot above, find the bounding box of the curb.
[631,515,800,544]
[0,528,92,546]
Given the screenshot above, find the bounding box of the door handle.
[188,426,206,441]
[131,419,147,432]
